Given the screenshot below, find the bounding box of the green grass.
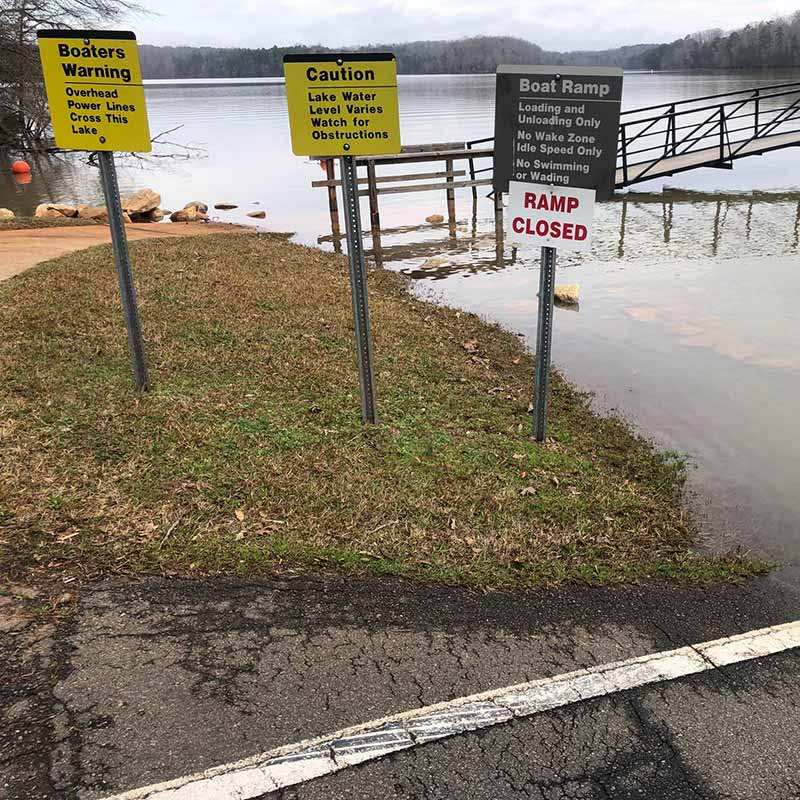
[0,232,769,588]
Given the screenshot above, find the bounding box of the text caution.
[283,53,401,156]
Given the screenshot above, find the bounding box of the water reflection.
[361,189,800,282]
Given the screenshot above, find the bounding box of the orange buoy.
[11,160,31,175]
[13,172,32,186]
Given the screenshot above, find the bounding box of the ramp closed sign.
[507,181,595,252]
[283,53,401,156]
[37,29,151,152]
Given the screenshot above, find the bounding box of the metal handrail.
[617,82,800,182]
[619,107,800,159]
[619,80,800,117]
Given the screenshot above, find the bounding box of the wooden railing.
[311,141,494,244]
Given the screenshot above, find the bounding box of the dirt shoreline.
[0,221,249,281]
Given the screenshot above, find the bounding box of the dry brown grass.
[0,233,766,587]
[0,216,97,231]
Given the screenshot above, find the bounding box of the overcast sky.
[128,1,800,51]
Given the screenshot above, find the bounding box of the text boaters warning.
[283,53,401,156]
[37,30,151,152]
[493,66,622,201]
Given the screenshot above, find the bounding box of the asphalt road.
[2,575,800,800]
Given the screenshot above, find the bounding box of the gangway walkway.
[617,81,800,186]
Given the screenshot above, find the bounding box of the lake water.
[3,71,799,579]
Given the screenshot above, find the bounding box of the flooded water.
[2,71,799,575]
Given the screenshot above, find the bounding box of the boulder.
[425,214,444,224]
[77,204,108,222]
[170,208,208,223]
[554,284,579,305]
[183,200,208,214]
[121,188,160,214]
[34,202,65,219]
[129,206,164,223]
[47,203,78,217]
[247,210,266,219]
[0,208,14,220]
[214,202,237,210]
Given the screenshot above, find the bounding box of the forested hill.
[138,13,800,80]
[628,14,800,69]
[137,37,657,79]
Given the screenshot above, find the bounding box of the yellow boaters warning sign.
[37,29,151,152]
[283,53,401,156]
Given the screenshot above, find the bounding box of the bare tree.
[0,0,144,146]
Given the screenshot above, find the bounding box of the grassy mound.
[0,233,766,587]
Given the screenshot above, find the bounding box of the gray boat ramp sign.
[493,65,623,201]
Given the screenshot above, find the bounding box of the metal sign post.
[533,246,556,441]
[283,52,401,424]
[38,29,152,391]
[493,64,623,442]
[340,155,377,424]
[97,151,149,391]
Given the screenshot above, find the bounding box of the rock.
[247,210,266,219]
[121,188,160,214]
[129,206,164,223]
[47,203,78,218]
[554,284,579,305]
[77,204,108,222]
[34,202,65,219]
[214,202,238,210]
[122,212,132,223]
[170,208,208,223]
[425,214,445,224]
[0,208,14,220]
[183,200,208,214]
[54,592,74,607]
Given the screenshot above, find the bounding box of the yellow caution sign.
[283,53,401,156]
[37,29,151,152]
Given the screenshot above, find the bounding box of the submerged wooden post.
[445,156,456,237]
[325,158,341,251]
[467,148,478,201]
[494,191,503,262]
[366,160,382,262]
[366,160,380,236]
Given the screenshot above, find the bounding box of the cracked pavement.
[2,575,800,799]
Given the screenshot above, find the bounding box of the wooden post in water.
[366,160,382,259]
[366,161,381,236]
[445,156,456,236]
[467,148,478,201]
[325,158,341,252]
[494,191,504,263]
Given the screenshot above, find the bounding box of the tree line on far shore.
[137,14,800,80]
[137,38,656,79]
[632,14,800,70]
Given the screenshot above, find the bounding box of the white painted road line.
[101,620,800,800]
